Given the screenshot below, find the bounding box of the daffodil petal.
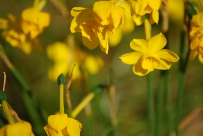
[142,54,160,71]
[130,39,148,53]
[70,8,92,33]
[98,29,109,54]
[80,20,97,41]
[156,49,179,62]
[156,59,172,70]
[191,11,203,27]
[108,6,124,32]
[148,33,166,53]
[66,118,81,136]
[133,56,150,76]
[93,1,113,25]
[148,0,162,10]
[82,36,99,50]
[152,10,159,24]
[189,48,198,60]
[132,14,143,26]
[70,7,87,17]
[48,114,68,130]
[120,52,143,64]
[198,53,203,63]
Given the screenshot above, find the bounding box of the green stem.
[176,71,184,136]
[2,101,14,124]
[59,84,64,114]
[165,71,173,136]
[147,73,155,136]
[156,73,164,136]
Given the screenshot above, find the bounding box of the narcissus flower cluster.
[120,33,179,76]
[0,7,50,54]
[70,1,124,54]
[189,11,203,63]
[130,0,163,25]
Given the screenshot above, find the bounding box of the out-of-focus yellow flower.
[130,0,162,25]
[0,121,34,136]
[0,5,50,54]
[189,11,203,63]
[44,114,82,136]
[70,1,124,54]
[47,42,103,81]
[168,0,184,24]
[21,7,50,39]
[120,33,179,76]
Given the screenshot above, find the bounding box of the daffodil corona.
[120,33,179,76]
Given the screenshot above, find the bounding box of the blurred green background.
[1,0,203,136]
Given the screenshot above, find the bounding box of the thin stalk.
[144,19,151,40]
[165,71,173,136]
[59,84,64,114]
[71,85,105,118]
[72,93,95,118]
[156,73,164,136]
[176,0,189,135]
[147,73,155,136]
[2,101,14,124]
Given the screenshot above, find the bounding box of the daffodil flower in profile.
[189,11,203,63]
[130,0,162,25]
[44,114,82,136]
[70,1,124,54]
[0,120,35,136]
[120,33,179,76]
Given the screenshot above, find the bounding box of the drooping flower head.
[130,0,163,25]
[70,0,124,54]
[189,8,203,63]
[120,33,179,76]
[44,114,82,136]
[0,120,35,136]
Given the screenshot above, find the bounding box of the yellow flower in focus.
[0,121,34,136]
[130,0,162,25]
[189,11,203,63]
[70,1,124,54]
[21,7,50,39]
[44,114,82,136]
[120,33,179,76]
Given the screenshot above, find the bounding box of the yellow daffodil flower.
[0,5,50,54]
[44,114,82,136]
[130,0,162,25]
[189,11,203,63]
[70,1,124,54]
[0,121,34,136]
[21,7,50,39]
[120,33,179,76]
